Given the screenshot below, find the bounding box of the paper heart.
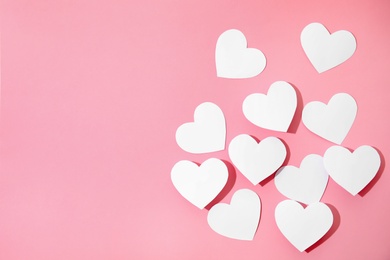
[301,22,357,73]
[243,81,297,132]
[275,154,329,204]
[207,189,261,240]
[275,200,333,252]
[302,93,357,144]
[176,102,226,153]
[323,145,381,195]
[228,134,286,185]
[171,158,228,209]
[215,29,266,78]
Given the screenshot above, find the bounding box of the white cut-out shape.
[275,200,333,252]
[207,189,261,240]
[302,93,357,144]
[243,81,297,132]
[323,145,380,196]
[275,154,329,204]
[171,158,229,209]
[176,102,226,153]
[228,134,286,185]
[216,29,266,78]
[301,22,357,73]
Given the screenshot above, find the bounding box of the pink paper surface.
[2,0,390,259]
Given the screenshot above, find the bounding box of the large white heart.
[275,154,329,205]
[243,81,297,132]
[228,134,286,185]
[323,145,381,196]
[207,189,261,240]
[176,102,226,153]
[171,158,228,209]
[275,200,333,252]
[215,29,266,78]
[302,93,357,144]
[301,22,357,73]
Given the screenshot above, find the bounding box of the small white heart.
[275,154,329,204]
[243,81,297,132]
[302,93,357,144]
[323,145,381,196]
[171,158,228,209]
[176,102,226,153]
[216,29,266,78]
[275,200,333,252]
[228,134,286,185]
[301,22,357,73]
[207,189,261,240]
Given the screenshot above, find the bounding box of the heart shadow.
[287,83,303,134]
[305,203,340,253]
[205,160,237,210]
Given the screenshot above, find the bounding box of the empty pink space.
[2,0,390,259]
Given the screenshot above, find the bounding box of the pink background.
[2,0,390,259]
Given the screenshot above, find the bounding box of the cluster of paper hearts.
[171,23,382,252]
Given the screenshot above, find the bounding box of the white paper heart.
[176,102,226,153]
[228,134,286,185]
[275,200,333,252]
[302,93,357,144]
[301,22,357,73]
[323,145,381,196]
[275,154,329,204]
[171,158,228,209]
[216,29,266,78]
[207,189,261,240]
[243,81,297,132]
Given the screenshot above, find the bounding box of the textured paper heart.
[216,29,266,78]
[302,93,357,144]
[176,102,226,153]
[171,158,228,209]
[275,154,329,204]
[243,81,297,132]
[301,22,356,73]
[228,134,286,185]
[207,189,261,240]
[275,200,333,252]
[323,145,381,195]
